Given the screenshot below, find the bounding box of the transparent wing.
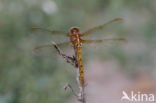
[82,38,126,44]
[32,27,71,36]
[34,41,72,51]
[81,18,123,36]
[33,41,73,56]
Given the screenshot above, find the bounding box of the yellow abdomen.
[77,44,85,87]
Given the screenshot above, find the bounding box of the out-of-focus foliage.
[0,0,156,103]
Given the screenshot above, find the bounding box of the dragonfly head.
[70,27,80,34]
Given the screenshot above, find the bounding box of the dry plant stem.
[52,42,77,67]
[52,42,86,103]
[64,83,79,98]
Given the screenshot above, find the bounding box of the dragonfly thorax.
[70,28,82,47]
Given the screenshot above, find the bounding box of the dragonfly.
[32,18,125,88]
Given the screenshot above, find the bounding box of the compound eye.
[70,27,79,33]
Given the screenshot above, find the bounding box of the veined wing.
[32,27,71,36]
[33,41,73,56]
[34,41,72,50]
[82,38,126,44]
[81,18,123,36]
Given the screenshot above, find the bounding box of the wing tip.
[34,46,41,50]
[118,38,125,40]
[118,38,127,42]
[114,18,123,21]
[32,27,40,29]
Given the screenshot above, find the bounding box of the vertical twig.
[73,46,86,103]
[51,42,86,103]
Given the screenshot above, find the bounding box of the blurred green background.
[0,0,156,103]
